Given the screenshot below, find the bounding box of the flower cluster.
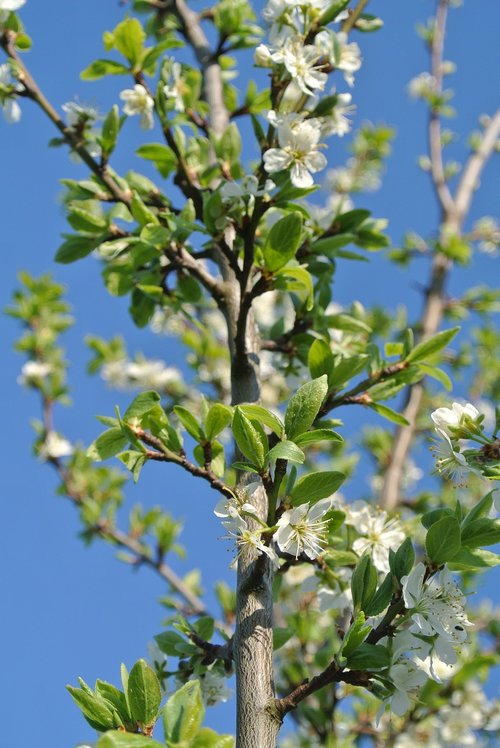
[378,564,473,718]
[431,401,499,483]
[101,358,184,393]
[343,500,405,573]
[215,494,333,566]
[257,0,361,187]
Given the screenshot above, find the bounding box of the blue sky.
[1,1,499,746]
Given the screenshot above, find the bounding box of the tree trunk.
[223,280,281,747]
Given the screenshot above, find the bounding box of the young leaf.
[80,59,130,80]
[307,339,335,381]
[232,408,266,469]
[461,519,500,548]
[101,104,120,157]
[405,327,460,363]
[391,538,415,581]
[266,440,305,465]
[87,428,129,461]
[346,643,390,671]
[174,405,204,441]
[124,391,161,422]
[351,555,377,612]
[425,516,461,564]
[205,404,233,441]
[461,490,495,528]
[164,680,205,744]
[294,428,343,446]
[127,659,161,729]
[290,471,345,506]
[262,213,303,271]
[284,375,328,439]
[340,612,371,658]
[368,402,409,426]
[237,404,284,437]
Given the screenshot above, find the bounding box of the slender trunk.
[223,278,281,747]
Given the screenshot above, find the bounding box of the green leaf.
[67,685,118,731]
[117,450,147,483]
[329,355,369,390]
[81,59,130,80]
[95,680,130,723]
[417,363,452,391]
[319,0,350,26]
[290,471,345,506]
[448,547,500,571]
[461,490,495,528]
[232,408,266,469]
[124,391,161,422]
[136,143,178,178]
[191,729,234,748]
[130,193,158,227]
[340,612,371,658]
[346,643,390,671]
[421,507,455,529]
[368,402,409,426]
[56,235,97,264]
[164,680,205,744]
[391,538,415,580]
[97,733,164,748]
[127,659,161,729]
[461,519,500,548]
[308,339,335,381]
[284,376,328,439]
[405,327,460,363]
[205,404,233,440]
[237,404,284,437]
[155,631,186,656]
[101,104,120,157]
[266,440,305,465]
[273,627,294,650]
[294,429,343,446]
[274,266,314,310]
[425,516,461,564]
[364,573,394,616]
[174,405,204,441]
[87,427,129,461]
[263,213,303,272]
[113,18,146,67]
[351,555,377,612]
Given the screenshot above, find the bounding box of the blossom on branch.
[0,63,21,123]
[120,84,154,130]
[272,40,327,96]
[275,499,332,560]
[264,113,327,188]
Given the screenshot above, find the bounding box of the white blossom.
[214,499,279,568]
[199,671,233,706]
[275,499,331,559]
[264,113,327,188]
[408,72,438,99]
[120,84,154,130]
[333,32,362,87]
[163,62,185,112]
[272,39,327,96]
[101,359,183,392]
[39,431,74,460]
[0,63,21,123]
[402,563,473,645]
[0,0,26,9]
[17,361,52,385]
[254,43,274,67]
[386,660,428,716]
[320,92,355,137]
[439,682,490,745]
[62,100,99,127]
[431,429,480,483]
[350,507,405,573]
[220,175,275,206]
[431,401,481,437]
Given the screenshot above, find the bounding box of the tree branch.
[454,109,500,221]
[1,31,132,206]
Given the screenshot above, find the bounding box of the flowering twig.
[379,1,500,510]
